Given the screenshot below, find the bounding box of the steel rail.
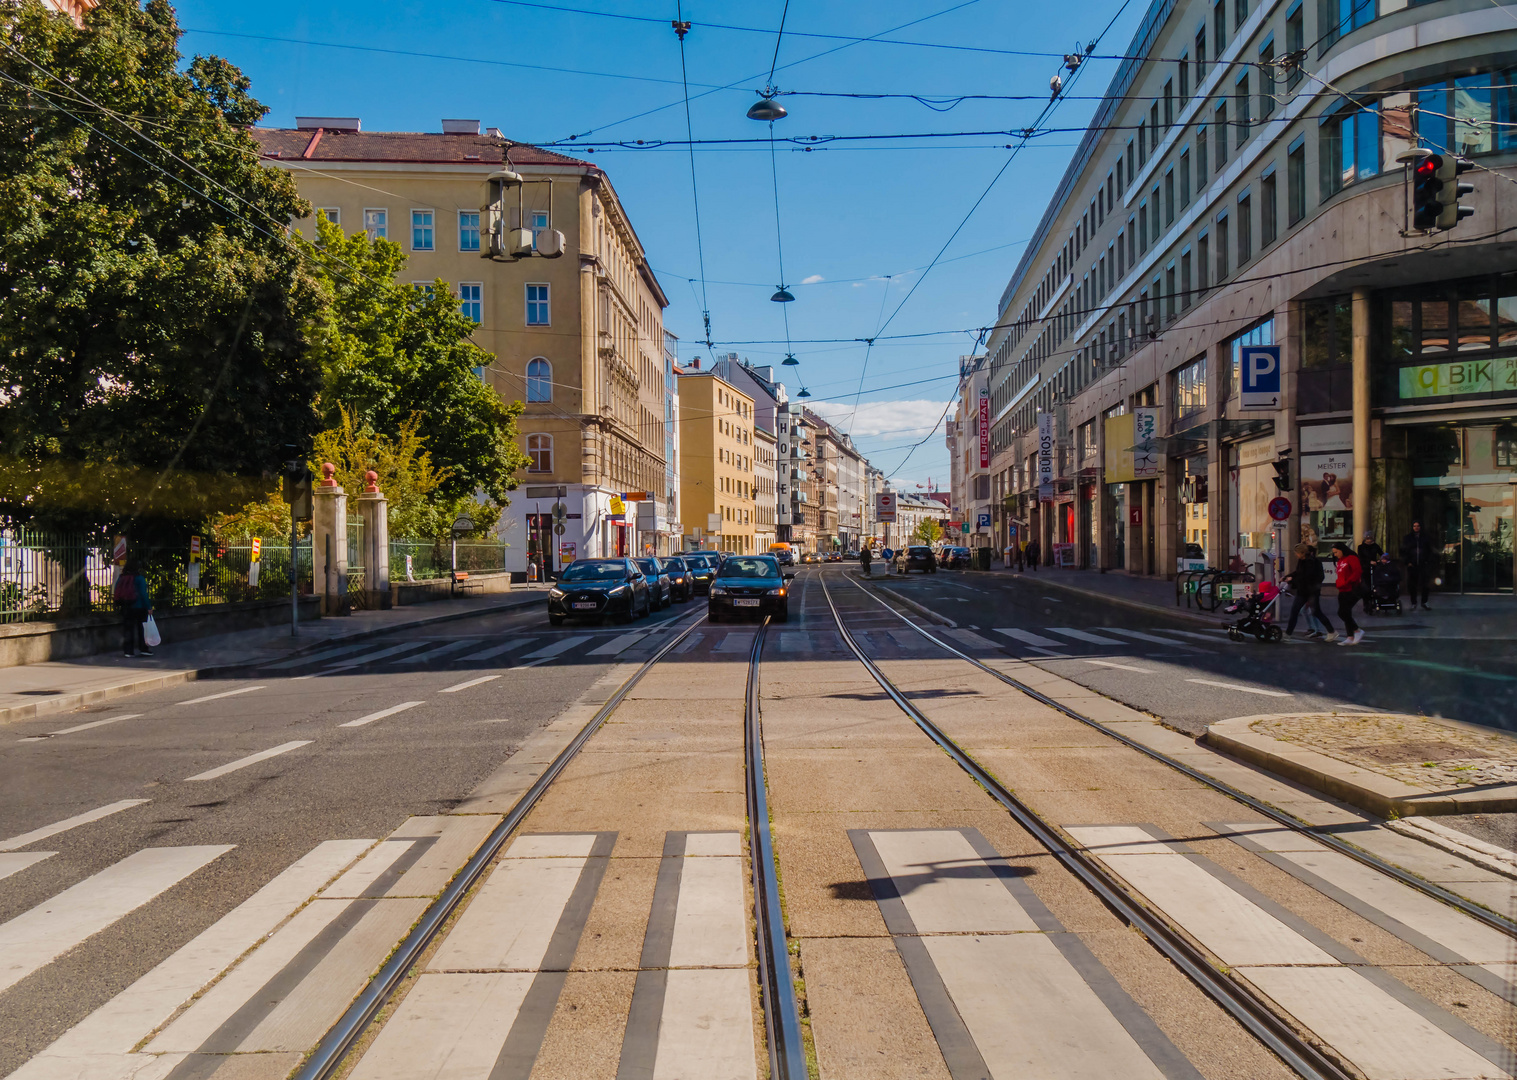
[817,572,1355,1080]
[746,618,809,1079]
[844,573,1517,938]
[292,606,710,1080]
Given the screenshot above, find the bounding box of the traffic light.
[1436,155,1475,230]
[1412,154,1443,231]
[1271,457,1292,493]
[282,459,313,521]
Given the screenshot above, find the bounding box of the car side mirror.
[783,571,796,580]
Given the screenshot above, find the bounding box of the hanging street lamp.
[746,94,787,121]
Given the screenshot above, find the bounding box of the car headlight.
[548,587,565,599]
[767,587,786,596]
[709,585,727,596]
[610,585,628,596]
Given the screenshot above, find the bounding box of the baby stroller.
[1224,581,1284,643]
[1366,558,1403,616]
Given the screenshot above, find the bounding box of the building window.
[1214,0,1227,51]
[526,433,552,472]
[1228,317,1275,398]
[1181,250,1193,311]
[526,283,550,326]
[1237,192,1252,265]
[1288,136,1307,224]
[1235,73,1251,149]
[1216,213,1230,281]
[459,282,482,323]
[1174,353,1208,419]
[530,211,549,250]
[1138,203,1149,253]
[1151,186,1161,243]
[526,358,552,402]
[1198,232,1210,293]
[1260,170,1278,247]
[1180,150,1191,209]
[1179,52,1190,99]
[1320,106,1379,199]
[1164,79,1174,128]
[1164,168,1175,226]
[1235,0,1248,27]
[316,207,340,226]
[1286,4,1304,90]
[1197,127,1209,185]
[1196,27,1207,80]
[1138,121,1147,167]
[1150,103,1160,150]
[363,208,387,240]
[1214,103,1228,168]
[1127,138,1136,182]
[1165,264,1177,322]
[1127,217,1137,264]
[1117,231,1125,278]
[1317,0,1374,56]
[459,211,480,252]
[1259,40,1276,120]
[411,210,434,251]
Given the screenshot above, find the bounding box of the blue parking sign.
[1241,345,1281,409]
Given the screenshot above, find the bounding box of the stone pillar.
[1351,288,1372,547]
[311,462,348,616]
[355,470,390,610]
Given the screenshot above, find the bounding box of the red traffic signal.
[1412,154,1443,231]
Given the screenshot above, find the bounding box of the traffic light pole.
[291,508,299,637]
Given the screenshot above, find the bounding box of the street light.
[798,387,811,398]
[746,94,787,121]
[770,287,795,303]
[781,353,799,366]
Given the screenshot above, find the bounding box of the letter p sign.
[1241,345,1282,410]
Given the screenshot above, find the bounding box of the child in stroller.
[1366,553,1403,615]
[1224,581,1284,642]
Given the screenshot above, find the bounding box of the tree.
[304,217,530,510]
[913,518,944,545]
[0,0,322,557]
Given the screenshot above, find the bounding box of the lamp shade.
[746,96,788,121]
[781,353,799,366]
[797,387,811,398]
[770,287,796,303]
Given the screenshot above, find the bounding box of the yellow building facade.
[253,118,671,573]
[677,371,756,555]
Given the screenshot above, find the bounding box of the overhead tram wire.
[672,7,714,355]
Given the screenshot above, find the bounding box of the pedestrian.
[859,546,872,577]
[1283,542,1333,639]
[1356,531,1383,616]
[1400,520,1437,610]
[1015,536,1026,571]
[1025,537,1041,572]
[1330,541,1364,646]
[115,560,153,657]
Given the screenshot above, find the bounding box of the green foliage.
[913,518,944,545]
[0,0,322,547]
[305,216,530,507]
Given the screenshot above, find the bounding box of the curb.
[1202,713,1517,818]
[853,576,956,626]
[0,592,545,728]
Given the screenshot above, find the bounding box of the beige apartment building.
[677,369,756,554]
[253,118,671,574]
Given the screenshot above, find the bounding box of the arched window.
[526,358,551,402]
[526,433,552,473]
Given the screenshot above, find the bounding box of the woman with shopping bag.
[116,560,155,657]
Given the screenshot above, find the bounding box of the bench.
[451,571,484,595]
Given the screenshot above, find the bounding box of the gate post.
[356,470,390,610]
[311,463,349,616]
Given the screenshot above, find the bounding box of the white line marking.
[1047,627,1129,645]
[51,715,142,736]
[588,631,647,656]
[0,800,150,852]
[1151,627,1230,642]
[176,686,266,706]
[1040,596,1063,602]
[1104,628,1202,649]
[323,641,437,672]
[340,702,424,728]
[1185,678,1293,698]
[0,846,232,994]
[395,639,479,664]
[1085,659,1153,673]
[453,641,527,663]
[523,635,591,659]
[994,628,1064,647]
[440,675,500,694]
[0,852,54,882]
[185,741,312,781]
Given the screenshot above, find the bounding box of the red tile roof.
[249,128,593,169]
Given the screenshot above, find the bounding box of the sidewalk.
[986,564,1516,639]
[0,587,551,727]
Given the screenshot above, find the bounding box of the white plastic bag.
[142,613,162,648]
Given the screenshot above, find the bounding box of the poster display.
[1104,413,1135,483]
[1299,449,1354,556]
[1133,407,1160,478]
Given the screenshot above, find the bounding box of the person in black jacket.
[1356,532,1383,616]
[1400,521,1437,610]
[1284,542,1332,638]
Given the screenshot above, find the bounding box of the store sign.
[1037,413,1054,488]
[1398,356,1517,400]
[1240,345,1282,409]
[1133,407,1160,478]
[978,388,991,469]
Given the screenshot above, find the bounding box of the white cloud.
[800,274,825,284]
[805,399,949,442]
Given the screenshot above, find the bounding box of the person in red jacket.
[1330,542,1364,646]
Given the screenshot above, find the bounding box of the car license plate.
[734,598,761,607]
[572,602,598,610]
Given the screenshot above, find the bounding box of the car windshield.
[692,554,717,568]
[909,547,932,556]
[635,560,660,576]
[718,557,780,579]
[559,560,627,582]
[665,557,687,571]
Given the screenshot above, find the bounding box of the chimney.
[296,116,360,132]
[442,119,481,135]
[485,127,504,138]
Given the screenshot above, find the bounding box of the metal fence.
[390,539,507,581]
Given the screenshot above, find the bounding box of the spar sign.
[978,387,990,469]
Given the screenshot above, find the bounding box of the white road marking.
[1103,627,1202,649]
[0,799,150,852]
[176,686,266,706]
[265,642,374,670]
[340,702,424,727]
[0,846,232,994]
[321,840,417,899]
[941,628,1002,650]
[669,841,748,968]
[50,714,141,736]
[1085,659,1153,673]
[994,628,1064,647]
[349,972,534,1080]
[589,631,648,656]
[185,741,313,781]
[0,852,54,882]
[394,639,479,664]
[453,640,530,663]
[1040,596,1063,602]
[1185,678,1292,697]
[1047,627,1129,645]
[12,839,371,1074]
[715,632,755,653]
[324,640,435,671]
[441,675,501,693]
[1150,627,1230,642]
[523,635,592,660]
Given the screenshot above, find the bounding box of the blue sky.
[175,0,1147,491]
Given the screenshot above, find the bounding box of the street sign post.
[1268,496,1292,522]
[1241,345,1282,409]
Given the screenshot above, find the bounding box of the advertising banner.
[1037,413,1055,488]
[1133,407,1160,478]
[1399,356,1517,400]
[978,388,991,469]
[1104,412,1135,483]
[1299,451,1354,513]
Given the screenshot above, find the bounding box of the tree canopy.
[913,518,944,545]
[0,0,321,544]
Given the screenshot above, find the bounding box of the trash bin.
[972,547,993,572]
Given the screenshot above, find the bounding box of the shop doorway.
[1406,424,1515,593]
[527,514,555,579]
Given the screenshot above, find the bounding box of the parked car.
[685,552,719,595]
[708,554,791,623]
[547,558,651,625]
[894,545,937,574]
[769,542,795,566]
[634,557,674,610]
[939,546,971,570]
[662,556,694,602]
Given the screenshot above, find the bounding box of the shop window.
[1390,300,1415,357]
[1458,299,1493,351]
[1227,317,1274,398]
[1421,301,1451,353]
[1498,296,1517,349]
[1496,425,1517,468]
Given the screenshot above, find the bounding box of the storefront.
[1230,436,1279,575]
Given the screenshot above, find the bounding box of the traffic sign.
[1241,345,1281,409]
[554,523,566,535]
[1268,496,1292,522]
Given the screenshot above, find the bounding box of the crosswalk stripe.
[1085,659,1153,673]
[715,632,755,653]
[441,675,500,693]
[453,639,532,663]
[177,686,266,706]
[942,628,1002,650]
[1103,628,1203,649]
[0,852,55,883]
[1150,627,1228,642]
[265,642,375,670]
[340,702,424,728]
[1047,627,1129,645]
[1185,678,1292,698]
[0,845,233,995]
[394,639,479,664]
[523,635,592,660]
[674,633,705,653]
[994,628,1064,647]
[12,840,371,1073]
[325,640,435,670]
[589,631,647,656]
[185,741,313,781]
[0,799,150,852]
[46,714,142,737]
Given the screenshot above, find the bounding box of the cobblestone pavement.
[1252,712,1517,789]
